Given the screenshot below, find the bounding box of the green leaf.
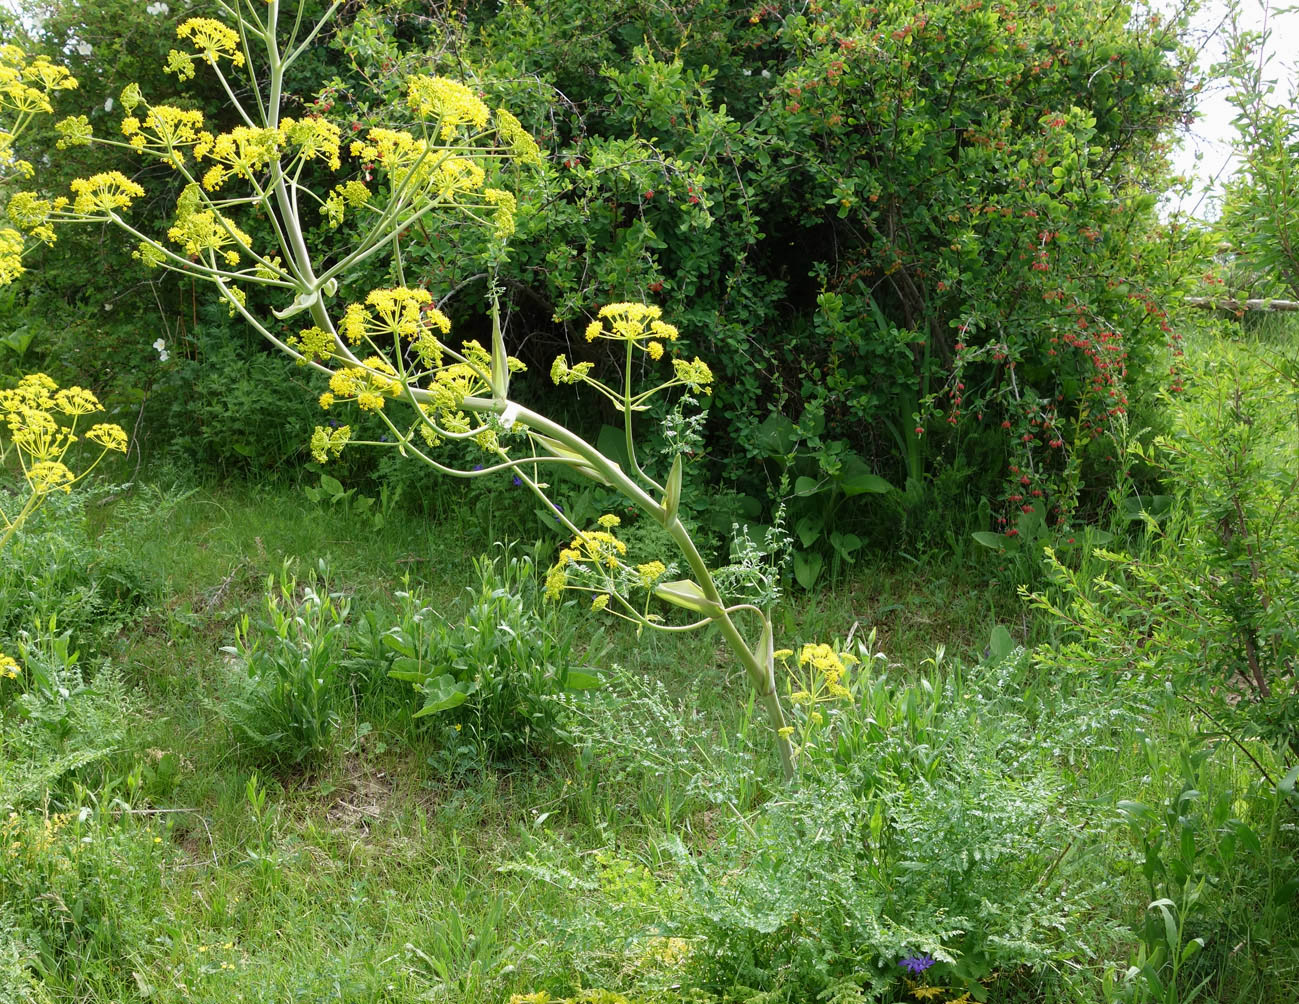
[837,456,892,496]
[793,475,823,497]
[754,414,797,456]
[596,423,630,469]
[1228,819,1262,858]
[562,669,603,691]
[829,531,862,559]
[795,514,824,549]
[381,631,416,658]
[988,624,1014,661]
[387,656,423,682]
[793,550,823,589]
[412,674,472,716]
[972,531,1007,551]
[319,473,345,497]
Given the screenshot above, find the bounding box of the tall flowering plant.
[0,49,129,692]
[6,0,798,775]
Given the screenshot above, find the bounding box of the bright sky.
[1166,0,1299,218]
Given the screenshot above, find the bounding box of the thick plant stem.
[462,394,796,780]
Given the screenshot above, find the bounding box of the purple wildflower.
[512,475,523,486]
[899,955,936,976]
[472,464,484,471]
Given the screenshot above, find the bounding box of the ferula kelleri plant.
[4,1,806,775]
[0,374,129,685]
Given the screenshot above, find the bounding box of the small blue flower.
[899,955,936,975]
[472,464,484,471]
[512,475,523,486]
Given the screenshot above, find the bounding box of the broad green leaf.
[562,669,603,691]
[794,475,823,497]
[795,514,823,549]
[412,674,471,716]
[838,456,892,496]
[972,531,1007,550]
[794,550,823,589]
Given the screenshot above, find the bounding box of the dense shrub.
[325,0,1199,524]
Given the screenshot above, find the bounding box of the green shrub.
[222,558,351,769]
[386,545,594,763]
[0,487,160,662]
[1027,330,1299,757]
[674,651,1098,1002]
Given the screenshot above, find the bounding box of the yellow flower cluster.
[671,356,714,394]
[1,373,127,555]
[483,187,517,239]
[636,560,667,588]
[549,354,595,386]
[495,107,542,166]
[279,116,342,171]
[783,642,857,706]
[584,302,680,344]
[328,357,402,412]
[349,128,486,199]
[0,652,17,680]
[54,114,92,148]
[194,125,282,191]
[167,18,245,81]
[340,287,451,369]
[7,192,65,245]
[0,44,78,127]
[322,180,370,228]
[406,76,490,140]
[166,210,252,266]
[68,172,145,215]
[544,527,628,600]
[288,326,335,365]
[309,424,351,464]
[1,49,75,283]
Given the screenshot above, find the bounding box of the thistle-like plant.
[7,0,798,775]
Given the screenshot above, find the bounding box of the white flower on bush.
[146,1,169,13]
[74,41,92,56]
[103,97,113,112]
[153,337,169,362]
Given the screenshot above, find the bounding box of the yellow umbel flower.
[198,126,283,190]
[69,172,145,215]
[175,18,246,68]
[672,357,713,394]
[166,210,252,266]
[8,192,68,244]
[27,460,75,494]
[483,187,517,239]
[405,76,490,140]
[0,652,18,680]
[495,107,542,165]
[52,386,101,415]
[137,105,205,164]
[0,227,23,285]
[309,424,351,463]
[84,423,127,452]
[636,560,666,588]
[54,115,92,148]
[279,117,341,171]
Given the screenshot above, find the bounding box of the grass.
[3,320,1298,1002]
